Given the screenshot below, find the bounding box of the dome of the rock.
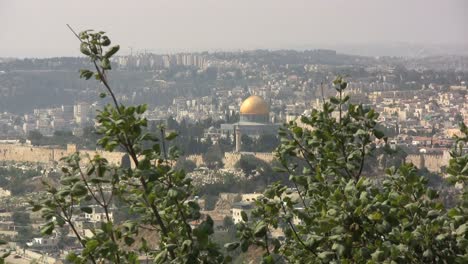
[239,95,269,123]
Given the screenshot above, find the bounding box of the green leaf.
[99,92,107,98]
[166,244,177,251]
[423,249,433,258]
[57,189,71,197]
[254,222,268,238]
[330,97,340,104]
[66,252,78,262]
[332,242,346,256]
[356,177,366,189]
[80,43,91,56]
[124,237,135,246]
[448,208,460,218]
[273,166,288,173]
[167,189,179,199]
[85,239,99,252]
[368,212,382,221]
[340,81,348,90]
[71,182,88,197]
[182,240,192,251]
[80,207,93,214]
[292,126,303,137]
[374,129,385,139]
[104,45,120,58]
[356,129,367,136]
[318,251,335,261]
[101,58,111,70]
[165,132,178,141]
[461,162,468,174]
[426,189,438,199]
[56,216,66,227]
[31,204,43,212]
[193,215,214,247]
[136,104,148,114]
[456,223,467,236]
[241,241,250,252]
[263,255,274,264]
[271,238,281,253]
[371,250,385,261]
[41,223,54,235]
[79,69,94,80]
[154,250,167,263]
[101,222,113,233]
[241,211,248,222]
[60,176,81,185]
[224,242,240,251]
[101,36,111,46]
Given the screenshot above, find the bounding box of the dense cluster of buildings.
[0,102,93,138]
[116,53,207,69]
[24,102,92,136]
[0,50,466,262]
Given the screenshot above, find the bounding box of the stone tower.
[235,126,241,152]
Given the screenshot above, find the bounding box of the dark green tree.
[12,211,34,245]
[202,144,224,169]
[27,130,44,145]
[256,134,280,152]
[81,126,100,149]
[240,135,254,152]
[175,158,197,173]
[120,154,131,169]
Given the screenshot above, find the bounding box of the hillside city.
[0,49,467,262]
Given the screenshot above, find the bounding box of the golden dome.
[240,95,269,115]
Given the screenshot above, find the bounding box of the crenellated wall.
[3,143,449,175]
[405,150,450,173]
[0,143,276,169]
[186,154,204,167]
[0,143,125,166]
[185,152,276,169]
[223,152,276,168]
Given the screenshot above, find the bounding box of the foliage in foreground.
[234,78,468,263]
[31,29,225,263]
[25,30,468,264]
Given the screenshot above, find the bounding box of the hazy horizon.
[2,0,467,58]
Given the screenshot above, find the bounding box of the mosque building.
[221,95,280,152]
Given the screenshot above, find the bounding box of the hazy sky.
[1,0,467,57]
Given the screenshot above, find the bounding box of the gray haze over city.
[1,0,468,58]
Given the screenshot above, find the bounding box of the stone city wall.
[252,152,276,163]
[223,152,276,168]
[0,143,124,166]
[174,152,277,169]
[241,193,262,202]
[186,154,205,167]
[219,193,241,203]
[405,150,450,173]
[222,153,241,168]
